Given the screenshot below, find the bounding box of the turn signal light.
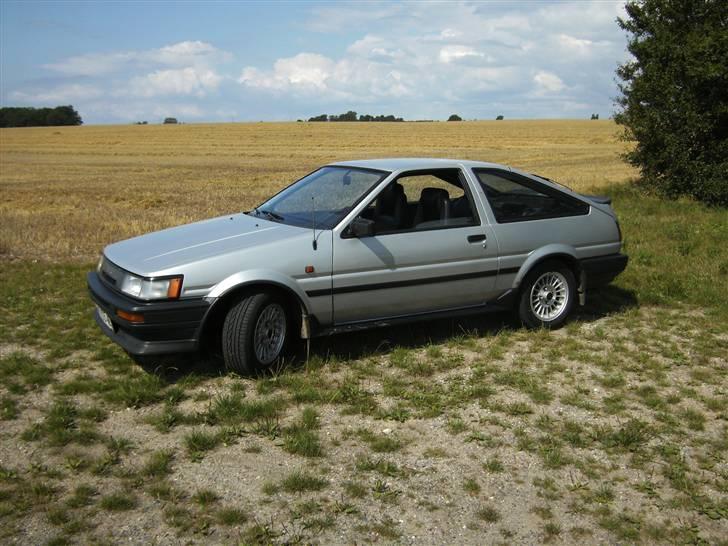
[116,310,145,323]
[167,277,182,299]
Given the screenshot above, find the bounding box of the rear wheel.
[518,260,575,329]
[222,292,290,374]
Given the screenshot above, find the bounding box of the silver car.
[88,158,627,373]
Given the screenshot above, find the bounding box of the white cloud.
[239,53,333,91]
[238,0,626,116]
[10,83,102,103]
[558,34,594,54]
[43,53,136,76]
[306,4,403,33]
[533,71,566,93]
[151,41,228,66]
[44,41,229,76]
[239,52,414,99]
[347,35,403,61]
[129,67,222,97]
[439,45,483,63]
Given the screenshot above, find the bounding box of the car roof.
[328,157,506,172]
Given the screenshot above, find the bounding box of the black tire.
[222,292,291,375]
[517,260,576,329]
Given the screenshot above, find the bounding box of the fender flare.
[512,244,579,289]
[195,270,316,350]
[206,268,312,312]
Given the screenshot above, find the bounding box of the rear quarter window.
[474,169,589,223]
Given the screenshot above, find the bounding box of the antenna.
[311,196,317,250]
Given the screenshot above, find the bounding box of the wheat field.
[0,120,635,261]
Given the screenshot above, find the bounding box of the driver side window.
[358,169,479,234]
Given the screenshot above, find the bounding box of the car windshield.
[250,166,389,229]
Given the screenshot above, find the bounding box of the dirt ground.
[1,300,726,545]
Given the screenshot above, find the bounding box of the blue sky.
[0,1,629,124]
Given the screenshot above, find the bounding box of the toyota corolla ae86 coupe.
[88,158,627,373]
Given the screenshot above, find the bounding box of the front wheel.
[222,292,290,374]
[517,261,576,329]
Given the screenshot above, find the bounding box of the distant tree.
[590,113,600,120]
[447,114,462,121]
[163,117,178,124]
[0,105,82,127]
[495,115,504,120]
[615,0,728,206]
[308,111,405,122]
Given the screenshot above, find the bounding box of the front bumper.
[580,253,628,287]
[87,272,211,356]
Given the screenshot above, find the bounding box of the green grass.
[207,393,285,425]
[0,353,54,394]
[609,184,728,317]
[598,419,652,452]
[463,478,481,495]
[65,484,97,509]
[99,492,137,511]
[265,471,329,494]
[216,507,247,526]
[192,489,219,506]
[483,457,504,473]
[0,396,19,420]
[355,456,403,477]
[355,428,402,453]
[21,399,104,447]
[184,429,222,459]
[282,407,323,457]
[477,505,501,523]
[142,449,175,478]
[0,184,726,544]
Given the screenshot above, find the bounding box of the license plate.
[97,306,114,331]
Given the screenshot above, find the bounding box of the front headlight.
[119,272,183,300]
[98,255,182,300]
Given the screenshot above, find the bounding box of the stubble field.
[0,121,726,545]
[0,120,633,261]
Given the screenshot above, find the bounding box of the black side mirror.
[348,217,375,238]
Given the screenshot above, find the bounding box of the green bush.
[615,0,728,206]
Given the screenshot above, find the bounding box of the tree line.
[0,106,83,127]
[308,110,404,122]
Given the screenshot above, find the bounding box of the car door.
[331,168,501,324]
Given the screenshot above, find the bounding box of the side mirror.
[348,217,375,238]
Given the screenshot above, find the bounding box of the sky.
[0,0,629,124]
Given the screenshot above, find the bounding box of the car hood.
[104,213,304,276]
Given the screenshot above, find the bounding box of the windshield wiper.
[257,209,284,222]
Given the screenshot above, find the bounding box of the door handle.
[467,234,486,243]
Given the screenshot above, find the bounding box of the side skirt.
[313,292,515,337]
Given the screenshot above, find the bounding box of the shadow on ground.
[150,284,638,381]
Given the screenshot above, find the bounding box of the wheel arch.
[512,245,580,292]
[198,277,310,358]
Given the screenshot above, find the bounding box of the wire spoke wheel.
[529,271,569,322]
[253,303,287,365]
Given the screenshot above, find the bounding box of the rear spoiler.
[580,194,612,205]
